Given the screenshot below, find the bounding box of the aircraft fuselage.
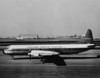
[4,44,95,55]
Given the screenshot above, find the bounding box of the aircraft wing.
[28,50,59,57]
[27,50,66,66]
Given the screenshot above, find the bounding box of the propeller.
[29,55,31,61]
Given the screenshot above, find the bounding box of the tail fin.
[85,29,93,43]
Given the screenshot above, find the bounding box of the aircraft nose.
[4,49,11,54]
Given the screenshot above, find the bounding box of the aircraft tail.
[85,29,93,43]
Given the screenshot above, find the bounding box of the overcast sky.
[0,0,100,38]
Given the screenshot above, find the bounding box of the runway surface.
[0,50,100,78]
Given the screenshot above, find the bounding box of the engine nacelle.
[28,50,59,57]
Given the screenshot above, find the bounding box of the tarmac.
[0,49,100,78]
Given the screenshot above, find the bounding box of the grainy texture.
[0,49,100,78]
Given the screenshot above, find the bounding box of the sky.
[0,0,100,38]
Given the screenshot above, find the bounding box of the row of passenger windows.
[10,48,88,51]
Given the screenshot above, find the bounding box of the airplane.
[2,29,95,66]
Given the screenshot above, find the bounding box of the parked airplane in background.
[3,29,95,66]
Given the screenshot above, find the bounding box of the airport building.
[16,34,39,40]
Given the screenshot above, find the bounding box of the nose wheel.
[41,59,46,64]
[11,55,14,60]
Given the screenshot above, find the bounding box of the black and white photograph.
[0,0,100,78]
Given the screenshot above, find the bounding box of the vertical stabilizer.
[85,29,93,43]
